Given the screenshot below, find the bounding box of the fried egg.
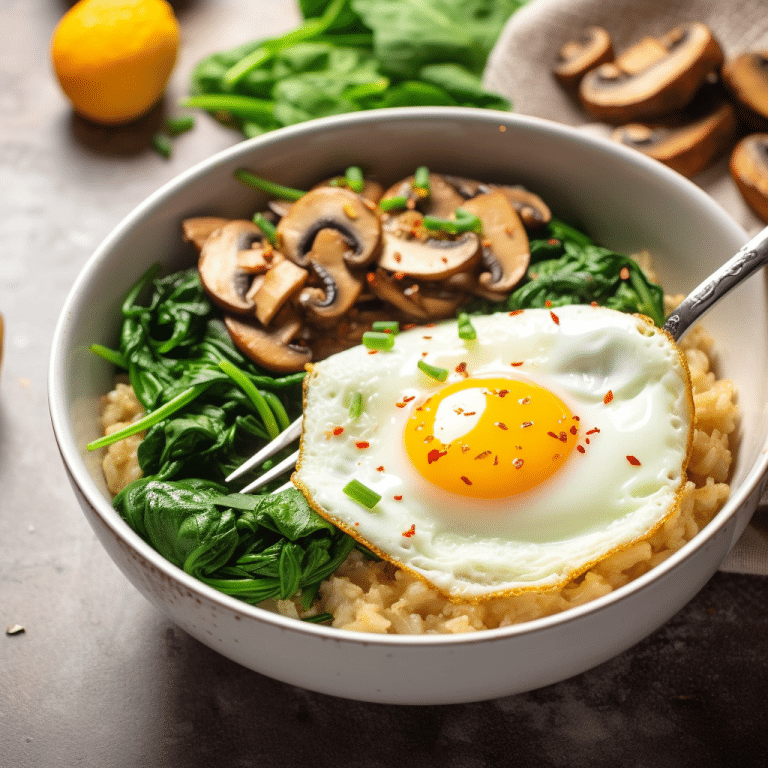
[293,305,694,601]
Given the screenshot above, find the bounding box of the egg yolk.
[404,377,578,499]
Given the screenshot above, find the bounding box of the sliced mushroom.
[298,228,364,326]
[378,216,482,280]
[366,268,466,321]
[612,98,737,178]
[198,220,264,314]
[579,23,724,123]
[553,27,615,90]
[315,176,385,204]
[224,305,311,374]
[267,199,293,220]
[248,257,309,327]
[460,191,530,295]
[182,217,231,252]
[722,52,768,129]
[381,173,465,217]
[730,133,768,222]
[276,186,382,268]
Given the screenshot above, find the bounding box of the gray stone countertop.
[1,2,767,766]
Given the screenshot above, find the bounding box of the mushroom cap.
[612,98,737,178]
[460,190,530,295]
[198,220,263,315]
[276,186,382,268]
[182,217,232,252]
[730,133,768,222]
[224,306,311,374]
[553,27,614,90]
[249,257,309,327]
[579,22,724,123]
[298,227,364,326]
[722,52,768,128]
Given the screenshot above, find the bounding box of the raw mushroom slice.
[553,27,615,90]
[378,218,482,281]
[224,305,311,374]
[460,191,530,295]
[730,133,768,222]
[381,173,465,217]
[198,220,264,315]
[248,256,309,327]
[276,186,382,268]
[182,217,231,252]
[579,22,724,123]
[298,228,364,326]
[366,268,467,321]
[612,98,737,178]
[722,52,768,129]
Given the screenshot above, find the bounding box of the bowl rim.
[49,105,759,647]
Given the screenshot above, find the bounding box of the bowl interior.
[51,107,766,634]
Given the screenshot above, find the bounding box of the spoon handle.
[664,225,768,341]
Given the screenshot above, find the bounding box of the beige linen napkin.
[484,0,768,574]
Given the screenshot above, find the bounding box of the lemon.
[51,0,180,125]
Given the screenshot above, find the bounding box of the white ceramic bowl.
[49,107,768,704]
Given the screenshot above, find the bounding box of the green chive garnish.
[345,166,365,193]
[371,320,399,335]
[253,212,277,246]
[362,331,395,351]
[349,392,363,420]
[378,195,409,212]
[302,612,334,624]
[457,313,477,341]
[423,207,482,235]
[151,132,172,159]
[90,344,127,369]
[164,115,195,136]
[343,479,381,509]
[413,165,430,193]
[417,359,448,382]
[234,168,306,201]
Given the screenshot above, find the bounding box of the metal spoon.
[664,225,768,341]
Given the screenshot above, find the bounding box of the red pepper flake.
[547,238,559,245]
[394,495,403,501]
[494,455,499,465]
[441,257,448,264]
[550,310,560,325]
[355,521,360,526]
[572,415,580,421]
[394,271,405,280]
[520,421,534,429]
[332,426,344,436]
[427,449,447,464]
[586,438,590,445]
[620,266,630,280]
[402,524,416,537]
[510,361,524,367]
[591,301,598,307]
[509,309,524,316]
[421,351,429,357]
[394,252,402,262]
[368,349,379,355]
[460,476,472,486]
[495,422,508,430]
[424,435,434,443]
[545,299,552,308]
[504,225,514,236]
[463,411,476,417]
[586,427,600,435]
[627,455,642,466]
[366,272,376,285]
[355,441,370,449]
[376,465,385,472]
[577,445,586,454]
[519,396,531,405]
[552,453,562,460]
[497,389,509,398]
[604,390,614,404]
[461,445,471,453]
[402,395,415,403]
[513,458,524,469]
[425,323,436,328]
[570,425,578,435]
[402,323,416,331]
[475,450,492,460]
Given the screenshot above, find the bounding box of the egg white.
[293,305,694,601]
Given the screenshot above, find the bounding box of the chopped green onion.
[413,165,430,194]
[182,94,276,121]
[371,320,399,335]
[164,115,195,136]
[349,391,363,420]
[218,360,280,440]
[253,212,277,246]
[362,331,395,351]
[343,479,381,509]
[90,344,127,369]
[457,313,477,341]
[151,132,172,159]
[302,612,334,624]
[261,389,291,432]
[378,195,409,212]
[417,359,448,382]
[234,168,306,201]
[344,166,365,193]
[423,207,482,235]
